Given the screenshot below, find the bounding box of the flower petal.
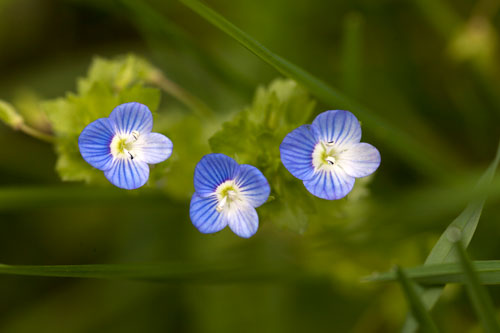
[303,167,355,200]
[235,164,270,207]
[339,142,381,178]
[104,158,150,190]
[280,124,318,180]
[133,132,173,164]
[193,154,240,197]
[190,193,228,234]
[78,118,115,171]
[312,110,361,148]
[109,102,153,134]
[226,204,259,238]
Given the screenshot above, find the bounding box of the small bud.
[0,100,24,129]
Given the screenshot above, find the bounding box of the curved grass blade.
[0,186,173,211]
[401,141,500,332]
[0,262,308,284]
[455,242,500,332]
[366,260,500,285]
[396,266,440,333]
[179,0,459,179]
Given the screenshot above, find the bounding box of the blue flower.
[280,110,380,200]
[190,154,270,238]
[78,102,173,190]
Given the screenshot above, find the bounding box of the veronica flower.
[78,102,173,190]
[190,154,270,238]
[280,110,380,200]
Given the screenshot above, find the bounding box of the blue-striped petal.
[312,110,361,148]
[226,204,259,238]
[303,168,355,200]
[190,193,227,234]
[339,142,381,178]
[78,118,115,171]
[134,132,173,164]
[193,154,240,197]
[109,102,153,134]
[280,124,318,180]
[104,158,149,190]
[235,164,270,207]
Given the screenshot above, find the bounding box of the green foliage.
[395,266,440,333]
[367,260,500,285]
[180,0,459,180]
[210,78,372,232]
[42,55,161,183]
[455,241,500,332]
[401,141,500,332]
[151,110,213,200]
[0,99,23,129]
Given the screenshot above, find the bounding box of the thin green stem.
[147,70,216,120]
[18,123,55,143]
[455,241,500,333]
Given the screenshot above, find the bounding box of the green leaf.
[210,78,315,167]
[367,260,500,285]
[0,262,307,284]
[179,0,458,179]
[455,241,500,332]
[400,141,500,332]
[395,266,440,333]
[42,55,161,183]
[210,79,319,232]
[0,99,23,129]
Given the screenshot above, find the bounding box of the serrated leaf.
[42,55,162,184]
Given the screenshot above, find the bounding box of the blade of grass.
[0,186,174,211]
[401,141,500,332]
[179,0,460,180]
[366,260,500,285]
[0,262,308,284]
[455,241,500,332]
[395,266,440,333]
[119,0,253,94]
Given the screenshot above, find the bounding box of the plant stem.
[148,70,216,120]
[18,123,55,143]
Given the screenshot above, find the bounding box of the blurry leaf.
[0,99,23,129]
[0,262,307,284]
[401,141,500,332]
[395,266,440,333]
[77,55,156,94]
[151,110,212,200]
[180,0,459,179]
[0,186,170,211]
[455,241,500,332]
[42,55,161,183]
[367,260,500,285]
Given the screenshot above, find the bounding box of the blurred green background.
[1,0,500,332]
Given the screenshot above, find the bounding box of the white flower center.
[215,180,242,213]
[110,130,140,160]
[312,140,346,172]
